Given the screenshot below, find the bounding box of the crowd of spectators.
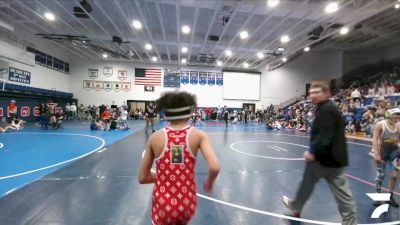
[0,100,26,132]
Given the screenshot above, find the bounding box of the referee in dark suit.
[282,81,357,225]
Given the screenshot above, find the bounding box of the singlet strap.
[185,127,196,158]
[154,128,168,161]
[383,120,398,133]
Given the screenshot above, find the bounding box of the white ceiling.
[0,0,399,70]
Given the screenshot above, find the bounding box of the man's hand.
[303,151,315,162]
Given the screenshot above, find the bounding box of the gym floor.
[0,121,398,225]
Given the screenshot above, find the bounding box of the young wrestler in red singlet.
[138,91,220,225]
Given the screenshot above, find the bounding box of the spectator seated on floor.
[110,117,118,130]
[49,112,64,130]
[10,116,25,131]
[0,117,13,133]
[90,119,103,130]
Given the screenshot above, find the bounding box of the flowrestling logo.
[367,193,391,218]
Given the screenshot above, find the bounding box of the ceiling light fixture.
[181,58,187,64]
[44,12,55,21]
[132,20,142,29]
[277,47,284,51]
[239,31,249,39]
[257,52,265,59]
[304,47,310,52]
[324,1,339,14]
[395,3,400,9]
[280,35,290,43]
[225,50,233,57]
[151,56,158,62]
[267,0,280,8]
[282,57,287,62]
[243,62,249,68]
[217,61,223,66]
[340,26,349,35]
[102,53,108,58]
[181,46,188,53]
[145,43,152,50]
[182,25,191,34]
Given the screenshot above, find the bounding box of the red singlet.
[152,125,197,225]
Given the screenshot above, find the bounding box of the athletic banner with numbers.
[190,71,198,85]
[180,70,189,84]
[199,72,207,85]
[164,71,181,88]
[216,72,223,86]
[207,72,216,86]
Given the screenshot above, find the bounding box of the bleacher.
[0,81,73,98]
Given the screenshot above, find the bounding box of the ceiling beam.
[34,0,103,59]
[92,0,144,62]
[207,0,243,55]
[199,1,222,53]
[0,11,89,62]
[188,0,199,62]
[133,0,163,63]
[228,0,314,68]
[53,0,121,61]
[256,0,390,70]
[245,0,356,69]
[176,0,181,65]
[155,0,172,64]
[212,3,259,64]
[111,1,154,63]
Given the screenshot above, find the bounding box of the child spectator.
[101,108,112,131]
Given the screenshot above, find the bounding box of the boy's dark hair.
[156,92,197,111]
[156,92,197,120]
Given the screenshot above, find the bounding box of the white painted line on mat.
[141,149,397,225]
[0,133,105,180]
[231,140,304,161]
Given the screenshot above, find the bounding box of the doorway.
[242,103,256,113]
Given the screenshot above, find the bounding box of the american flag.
[134,68,162,86]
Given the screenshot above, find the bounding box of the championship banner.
[103,66,113,77]
[104,81,112,92]
[199,71,207,85]
[94,81,103,91]
[122,82,131,92]
[88,68,98,79]
[113,82,122,92]
[180,70,189,84]
[216,72,223,86]
[144,86,155,92]
[83,80,94,90]
[9,67,31,84]
[190,71,198,85]
[164,70,181,88]
[207,72,216,86]
[0,107,3,117]
[118,70,127,81]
